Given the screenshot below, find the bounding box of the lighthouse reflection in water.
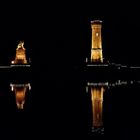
[86,82,105,134]
[10,83,31,109]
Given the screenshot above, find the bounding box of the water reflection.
[10,83,31,109]
[86,80,140,136]
[91,86,104,128]
[86,83,105,134]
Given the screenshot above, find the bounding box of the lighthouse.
[90,20,103,63]
[11,41,27,64]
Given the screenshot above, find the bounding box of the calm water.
[0,77,140,139]
[86,80,140,139]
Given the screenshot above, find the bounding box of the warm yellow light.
[91,86,104,127]
[16,91,25,109]
[10,83,31,110]
[13,41,28,64]
[91,20,103,63]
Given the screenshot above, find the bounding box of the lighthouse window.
[96,33,99,36]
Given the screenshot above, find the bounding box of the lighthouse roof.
[91,20,102,24]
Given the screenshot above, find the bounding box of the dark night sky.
[1,2,140,67]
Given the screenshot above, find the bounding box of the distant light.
[28,83,31,90]
[11,86,14,91]
[11,61,14,64]
[85,57,88,63]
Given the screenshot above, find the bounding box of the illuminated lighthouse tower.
[11,41,27,64]
[91,20,103,63]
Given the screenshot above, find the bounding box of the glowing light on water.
[10,83,31,109]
